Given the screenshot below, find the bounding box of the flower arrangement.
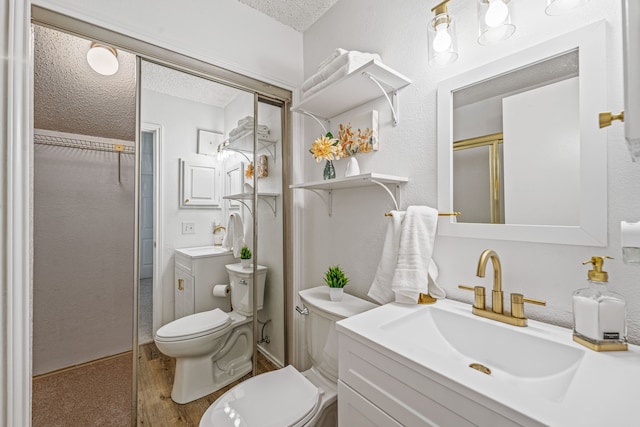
[323,265,349,289]
[337,123,375,157]
[244,162,254,180]
[309,132,341,162]
[240,245,252,260]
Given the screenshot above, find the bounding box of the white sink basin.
[338,298,640,426]
[380,302,584,403]
[175,245,232,258]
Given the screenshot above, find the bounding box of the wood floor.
[137,342,278,426]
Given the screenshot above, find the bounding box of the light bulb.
[432,22,452,53]
[485,0,508,27]
[86,43,119,76]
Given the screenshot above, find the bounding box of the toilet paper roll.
[213,284,230,297]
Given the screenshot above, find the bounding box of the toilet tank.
[226,263,267,317]
[299,286,377,384]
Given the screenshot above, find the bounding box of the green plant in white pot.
[240,246,252,269]
[324,265,349,301]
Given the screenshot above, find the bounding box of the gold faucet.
[459,249,546,327]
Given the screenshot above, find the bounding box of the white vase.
[344,157,360,177]
[241,258,251,269]
[329,287,344,302]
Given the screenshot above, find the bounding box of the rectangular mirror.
[437,21,608,246]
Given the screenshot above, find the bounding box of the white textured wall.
[302,1,640,344]
[141,88,226,326]
[33,142,135,375]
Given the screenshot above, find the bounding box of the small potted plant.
[324,265,349,301]
[240,245,252,269]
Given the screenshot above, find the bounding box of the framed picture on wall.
[197,129,224,155]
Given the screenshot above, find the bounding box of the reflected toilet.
[154,263,267,404]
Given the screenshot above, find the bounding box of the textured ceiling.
[33,25,137,141]
[141,61,242,108]
[236,0,339,32]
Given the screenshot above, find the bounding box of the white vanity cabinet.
[174,246,235,319]
[337,316,538,427]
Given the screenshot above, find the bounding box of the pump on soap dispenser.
[572,256,628,352]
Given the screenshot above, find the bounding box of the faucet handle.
[510,293,546,319]
[458,285,486,310]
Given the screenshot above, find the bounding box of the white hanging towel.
[391,206,446,304]
[368,210,405,304]
[222,213,245,258]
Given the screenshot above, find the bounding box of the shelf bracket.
[302,189,333,217]
[370,179,401,211]
[229,195,277,217]
[299,110,330,135]
[363,71,400,127]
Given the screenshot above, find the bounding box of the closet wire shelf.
[33,132,136,155]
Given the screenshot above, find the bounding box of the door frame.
[141,123,164,335]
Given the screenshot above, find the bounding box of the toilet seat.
[155,309,231,342]
[199,365,321,427]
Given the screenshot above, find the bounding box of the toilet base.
[170,318,253,404]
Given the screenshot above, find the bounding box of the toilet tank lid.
[201,366,320,427]
[225,263,267,274]
[299,286,378,319]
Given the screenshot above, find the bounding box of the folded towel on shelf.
[391,206,445,304]
[222,212,245,258]
[301,49,381,98]
[368,209,445,305]
[229,123,270,137]
[316,48,348,71]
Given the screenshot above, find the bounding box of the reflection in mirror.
[138,60,285,423]
[437,21,607,245]
[453,50,578,225]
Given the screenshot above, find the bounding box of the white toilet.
[154,263,267,404]
[199,286,377,427]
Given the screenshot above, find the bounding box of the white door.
[140,131,154,279]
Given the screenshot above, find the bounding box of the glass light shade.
[86,43,119,76]
[477,0,516,46]
[428,13,458,67]
[545,0,589,15]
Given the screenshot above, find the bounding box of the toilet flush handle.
[239,279,247,285]
[296,305,309,315]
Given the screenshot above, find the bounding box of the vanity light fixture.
[545,0,590,15]
[477,0,516,46]
[86,42,119,76]
[428,0,458,67]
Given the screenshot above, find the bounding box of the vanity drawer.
[339,335,530,427]
[338,380,403,427]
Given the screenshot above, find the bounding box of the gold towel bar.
[384,211,461,217]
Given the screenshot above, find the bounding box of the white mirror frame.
[437,20,607,246]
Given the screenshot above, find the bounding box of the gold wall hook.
[599,111,624,128]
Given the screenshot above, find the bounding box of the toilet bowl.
[154,263,267,404]
[199,286,377,427]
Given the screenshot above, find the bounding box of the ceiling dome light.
[87,42,119,76]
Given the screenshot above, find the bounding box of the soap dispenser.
[572,256,628,351]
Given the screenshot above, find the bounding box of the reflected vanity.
[437,21,607,245]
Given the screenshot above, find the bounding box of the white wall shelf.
[291,59,411,127]
[223,192,279,216]
[223,130,278,161]
[290,173,408,216]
